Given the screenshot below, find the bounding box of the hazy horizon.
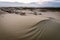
[0,0,60,7]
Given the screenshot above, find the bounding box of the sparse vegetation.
[0,7,60,15]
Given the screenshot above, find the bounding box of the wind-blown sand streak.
[0,13,60,40]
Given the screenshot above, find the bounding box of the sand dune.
[0,13,60,40]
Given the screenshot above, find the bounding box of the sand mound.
[0,10,8,14]
[0,14,60,40]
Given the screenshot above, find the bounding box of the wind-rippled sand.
[0,14,49,40]
[0,13,60,40]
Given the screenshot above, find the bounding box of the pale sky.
[0,0,58,3]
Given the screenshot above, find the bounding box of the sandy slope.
[0,13,60,40]
[0,14,49,40]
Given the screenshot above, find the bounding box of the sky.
[0,0,60,7]
[0,0,59,3]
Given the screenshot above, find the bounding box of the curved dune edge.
[0,14,49,40]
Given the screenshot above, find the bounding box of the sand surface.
[0,12,60,40]
[0,13,49,40]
